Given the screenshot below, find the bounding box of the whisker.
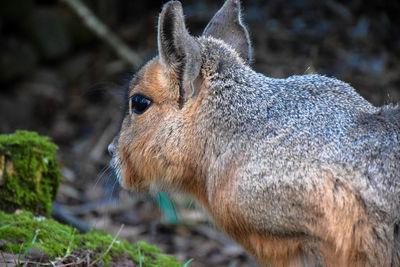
[95,165,112,187]
[109,177,120,201]
[91,166,120,230]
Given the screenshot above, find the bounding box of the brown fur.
[116,59,206,193]
[113,57,395,266]
[109,1,400,266]
[206,169,387,266]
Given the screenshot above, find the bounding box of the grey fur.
[195,36,400,265]
[158,1,201,104]
[197,36,399,209]
[203,0,252,64]
[111,1,400,265]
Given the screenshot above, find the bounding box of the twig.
[88,224,124,267]
[324,0,352,21]
[55,260,86,267]
[2,259,53,266]
[90,117,120,162]
[52,202,91,233]
[61,0,142,68]
[86,252,90,266]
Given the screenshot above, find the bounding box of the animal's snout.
[108,137,117,156]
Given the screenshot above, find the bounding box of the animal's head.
[108,0,251,192]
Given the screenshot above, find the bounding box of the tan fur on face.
[116,58,182,191]
[114,58,209,195]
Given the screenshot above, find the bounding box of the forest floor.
[0,0,399,266]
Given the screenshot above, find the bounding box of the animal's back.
[202,53,400,220]
[200,52,400,264]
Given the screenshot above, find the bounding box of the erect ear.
[158,1,201,106]
[203,0,252,64]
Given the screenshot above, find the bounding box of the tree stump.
[0,131,60,216]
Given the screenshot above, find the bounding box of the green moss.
[0,130,60,216]
[0,210,182,266]
[0,131,184,266]
[0,210,74,257]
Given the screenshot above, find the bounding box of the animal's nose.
[108,138,116,156]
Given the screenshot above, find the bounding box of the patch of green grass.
[0,210,183,266]
[183,259,193,267]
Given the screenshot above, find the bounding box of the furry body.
[109,1,400,266]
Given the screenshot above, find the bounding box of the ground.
[0,210,181,266]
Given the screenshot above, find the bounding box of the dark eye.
[129,94,152,114]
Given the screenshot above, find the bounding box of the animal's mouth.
[108,155,149,192]
[108,156,122,185]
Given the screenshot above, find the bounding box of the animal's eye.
[129,94,152,115]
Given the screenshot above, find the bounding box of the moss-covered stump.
[0,210,182,266]
[0,131,60,216]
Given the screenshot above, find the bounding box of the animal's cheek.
[119,158,150,192]
[116,156,134,189]
[113,140,147,190]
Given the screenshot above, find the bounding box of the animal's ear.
[158,1,201,105]
[203,0,252,64]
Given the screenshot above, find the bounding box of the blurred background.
[0,0,399,266]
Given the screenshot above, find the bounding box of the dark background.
[1,0,399,266]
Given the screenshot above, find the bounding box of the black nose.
[108,139,116,156]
